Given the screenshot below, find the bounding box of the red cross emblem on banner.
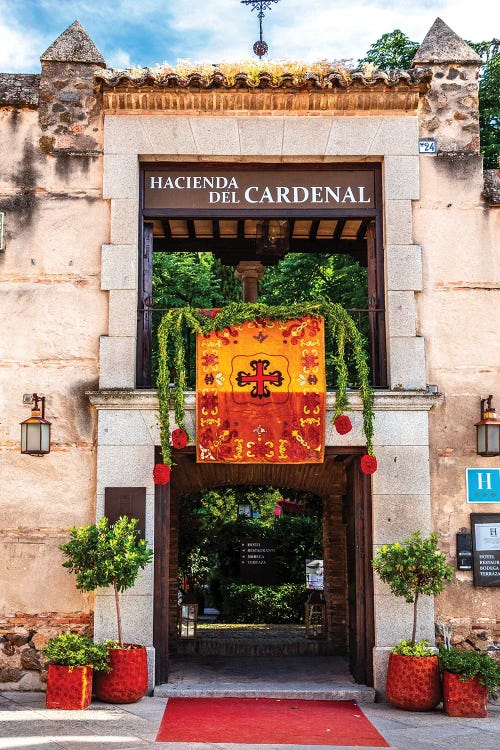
[236,359,284,399]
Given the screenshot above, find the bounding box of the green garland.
[157,301,374,466]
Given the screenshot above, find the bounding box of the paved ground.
[1,690,500,750]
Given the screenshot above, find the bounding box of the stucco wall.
[414,153,500,625]
[0,103,108,617]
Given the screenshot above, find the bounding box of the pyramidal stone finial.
[412,17,482,65]
[40,20,106,66]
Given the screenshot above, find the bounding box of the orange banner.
[196,315,325,463]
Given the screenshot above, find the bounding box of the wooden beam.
[357,218,371,240]
[309,219,320,241]
[212,219,220,239]
[153,237,367,254]
[161,219,172,239]
[333,219,346,240]
[186,219,196,239]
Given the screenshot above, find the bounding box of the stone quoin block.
[372,494,432,545]
[384,199,413,245]
[282,117,333,155]
[101,244,138,290]
[189,117,241,155]
[387,291,417,337]
[386,245,423,291]
[93,592,154,647]
[99,336,136,389]
[384,155,420,200]
[142,116,197,155]
[97,409,158,447]
[372,410,429,447]
[104,116,151,155]
[238,117,285,156]
[110,198,139,245]
[373,591,435,647]
[388,336,426,390]
[108,289,137,337]
[371,445,431,495]
[96,444,155,493]
[103,154,139,200]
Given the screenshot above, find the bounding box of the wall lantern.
[305,589,326,639]
[20,393,51,456]
[256,219,289,257]
[475,395,500,457]
[238,498,253,518]
[178,591,198,639]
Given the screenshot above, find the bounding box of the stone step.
[154,682,376,702]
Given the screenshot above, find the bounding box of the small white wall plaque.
[418,139,436,154]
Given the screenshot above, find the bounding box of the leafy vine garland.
[157,301,374,467]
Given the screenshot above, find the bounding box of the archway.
[153,446,374,686]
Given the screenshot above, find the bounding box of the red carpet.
[156,697,389,746]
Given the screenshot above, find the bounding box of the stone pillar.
[235,260,265,302]
[38,20,106,156]
[412,17,482,153]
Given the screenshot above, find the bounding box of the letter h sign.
[467,468,500,502]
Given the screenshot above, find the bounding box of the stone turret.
[412,18,482,153]
[39,20,106,155]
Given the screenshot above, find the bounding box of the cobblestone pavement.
[1,690,500,750]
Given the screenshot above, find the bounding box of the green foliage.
[60,517,153,594]
[439,645,500,692]
[391,639,435,657]
[43,633,110,671]
[357,30,419,70]
[372,531,454,646]
[220,582,307,623]
[467,40,500,169]
[157,301,374,466]
[60,517,153,647]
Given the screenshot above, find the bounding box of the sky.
[0,0,495,73]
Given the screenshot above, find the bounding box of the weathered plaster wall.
[0,92,108,627]
[414,153,500,625]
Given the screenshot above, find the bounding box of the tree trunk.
[411,592,419,646]
[114,581,123,647]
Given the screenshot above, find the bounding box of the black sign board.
[240,538,277,585]
[144,167,376,213]
[471,513,500,587]
[105,487,146,541]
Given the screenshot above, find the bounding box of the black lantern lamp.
[20,393,51,456]
[256,219,289,258]
[238,498,253,518]
[475,395,500,457]
[178,590,198,639]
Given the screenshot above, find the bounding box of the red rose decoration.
[334,415,352,435]
[360,454,378,475]
[153,463,171,485]
[171,428,188,450]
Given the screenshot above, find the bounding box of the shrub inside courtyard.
[220,582,307,623]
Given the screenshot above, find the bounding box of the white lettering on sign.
[477,472,493,491]
[149,176,373,206]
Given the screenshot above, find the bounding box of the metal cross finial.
[241,0,281,58]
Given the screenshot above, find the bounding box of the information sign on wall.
[471,513,500,587]
[306,559,324,590]
[466,468,500,503]
[240,538,277,585]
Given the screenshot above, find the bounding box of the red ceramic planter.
[443,671,488,718]
[386,653,441,711]
[46,664,93,710]
[93,645,148,704]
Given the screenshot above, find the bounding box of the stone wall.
[0,612,91,691]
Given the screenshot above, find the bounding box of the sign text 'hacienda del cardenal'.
[143,168,376,212]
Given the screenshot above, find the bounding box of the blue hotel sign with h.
[466,468,500,503]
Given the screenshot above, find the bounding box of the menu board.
[471,513,500,587]
[240,539,277,585]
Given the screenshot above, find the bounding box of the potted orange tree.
[43,632,109,709]
[60,516,153,703]
[372,531,454,711]
[439,645,500,717]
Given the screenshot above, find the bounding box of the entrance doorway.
[153,446,374,686]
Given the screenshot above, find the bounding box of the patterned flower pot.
[93,645,148,704]
[386,653,441,711]
[46,664,93,710]
[443,671,488,718]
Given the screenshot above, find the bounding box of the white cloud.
[0,18,44,72]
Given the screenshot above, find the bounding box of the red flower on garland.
[360,455,378,475]
[334,415,352,435]
[171,428,188,449]
[153,463,171,485]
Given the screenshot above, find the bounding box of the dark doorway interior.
[154,446,374,686]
